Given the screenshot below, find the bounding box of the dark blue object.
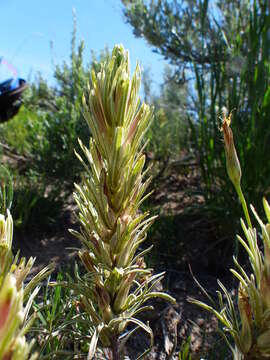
[0,58,27,122]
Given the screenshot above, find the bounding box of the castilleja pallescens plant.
[191,112,270,359]
[0,167,52,360]
[70,45,175,359]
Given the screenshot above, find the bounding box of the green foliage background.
[122,0,270,236]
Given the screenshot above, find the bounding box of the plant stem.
[236,185,252,229]
[111,336,120,360]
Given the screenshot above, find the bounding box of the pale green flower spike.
[0,272,35,360]
[71,44,175,359]
[0,209,53,359]
[0,210,13,277]
[191,113,270,359]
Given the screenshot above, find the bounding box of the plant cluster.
[2,5,270,357]
[0,167,52,359]
[191,114,270,359]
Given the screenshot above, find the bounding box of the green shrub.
[122,0,270,239]
[143,66,189,183]
[0,20,110,230]
[11,174,63,231]
[22,22,91,194]
[189,1,270,231]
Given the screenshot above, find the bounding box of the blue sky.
[0,0,165,93]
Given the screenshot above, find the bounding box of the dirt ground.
[13,167,236,359]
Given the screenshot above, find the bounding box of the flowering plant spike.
[70,44,175,359]
[191,113,270,359]
[0,211,36,360]
[0,168,53,359]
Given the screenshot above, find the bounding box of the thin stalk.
[236,184,252,229]
[111,336,120,360]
